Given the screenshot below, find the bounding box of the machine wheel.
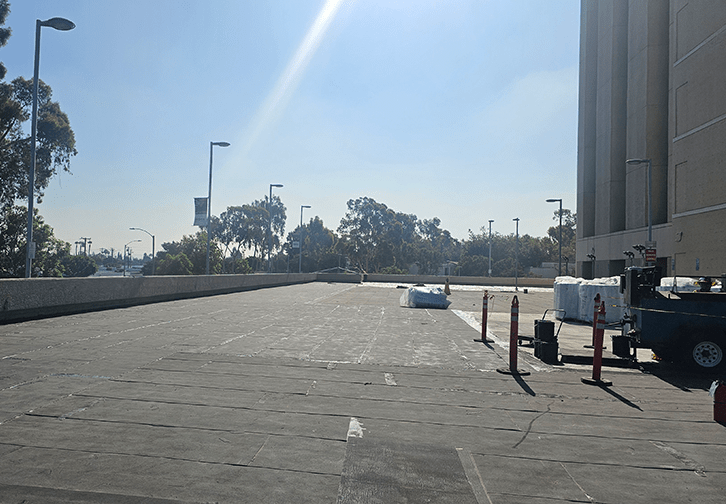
[685,331,725,371]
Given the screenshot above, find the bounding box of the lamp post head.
[40,17,75,31]
[302,205,311,209]
[546,198,562,203]
[211,141,230,147]
[626,158,650,165]
[271,184,283,188]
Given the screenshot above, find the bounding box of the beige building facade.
[577,0,726,278]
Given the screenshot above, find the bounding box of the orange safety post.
[476,291,493,343]
[584,293,601,349]
[497,295,530,376]
[582,303,612,386]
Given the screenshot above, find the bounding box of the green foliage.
[60,254,98,277]
[226,256,252,274]
[335,197,461,274]
[211,196,286,271]
[380,265,407,275]
[0,205,90,277]
[0,77,77,208]
[287,216,338,272]
[155,253,193,276]
[154,232,222,275]
[0,1,11,80]
[547,208,576,263]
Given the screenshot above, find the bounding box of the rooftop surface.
[1,282,724,503]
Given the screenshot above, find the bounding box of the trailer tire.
[685,330,725,372]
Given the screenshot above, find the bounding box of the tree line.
[141,195,575,278]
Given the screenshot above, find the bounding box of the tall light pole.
[130,227,155,275]
[206,141,230,275]
[488,220,494,277]
[546,198,563,276]
[268,184,283,272]
[123,239,141,277]
[626,158,652,243]
[299,205,311,274]
[513,218,520,291]
[25,17,75,278]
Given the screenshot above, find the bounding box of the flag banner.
[194,197,208,227]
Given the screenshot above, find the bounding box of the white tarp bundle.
[399,286,451,309]
[553,276,582,320]
[554,276,624,324]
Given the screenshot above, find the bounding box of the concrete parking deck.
[1,282,724,503]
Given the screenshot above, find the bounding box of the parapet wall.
[364,274,554,288]
[0,273,552,323]
[0,274,318,323]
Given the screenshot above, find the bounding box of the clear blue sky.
[4,0,580,258]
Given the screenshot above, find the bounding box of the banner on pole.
[194,198,208,227]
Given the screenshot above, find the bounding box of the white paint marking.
[451,309,548,372]
[347,417,365,439]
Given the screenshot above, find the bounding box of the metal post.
[268,184,283,273]
[206,142,214,275]
[299,205,310,274]
[130,227,155,275]
[205,142,229,275]
[488,220,493,277]
[558,200,562,276]
[516,219,519,289]
[25,18,75,278]
[25,21,42,278]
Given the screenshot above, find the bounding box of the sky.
[3,0,580,258]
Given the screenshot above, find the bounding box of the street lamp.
[299,205,311,274]
[488,220,494,277]
[123,239,141,277]
[513,217,520,291]
[268,183,283,273]
[25,17,75,278]
[130,227,155,275]
[546,198,563,276]
[626,158,652,243]
[206,141,230,275]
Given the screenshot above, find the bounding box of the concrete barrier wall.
[0,272,549,323]
[363,274,554,288]
[0,274,316,323]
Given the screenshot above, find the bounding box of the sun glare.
[240,0,346,158]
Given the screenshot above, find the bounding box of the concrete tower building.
[577,0,726,278]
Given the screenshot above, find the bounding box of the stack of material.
[554,276,623,324]
[399,286,451,310]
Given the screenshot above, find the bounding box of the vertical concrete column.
[576,0,599,278]
[626,0,669,231]
[577,0,599,241]
[594,0,629,236]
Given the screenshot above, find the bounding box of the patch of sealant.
[347,417,365,439]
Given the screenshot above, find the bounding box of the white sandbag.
[577,277,623,324]
[399,286,451,309]
[553,276,582,320]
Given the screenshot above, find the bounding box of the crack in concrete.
[512,402,553,448]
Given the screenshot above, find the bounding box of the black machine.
[617,266,726,372]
